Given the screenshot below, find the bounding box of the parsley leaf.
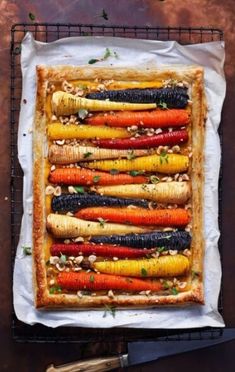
[101,9,109,20]
[88,58,100,65]
[22,246,32,256]
[103,48,112,59]
[49,285,62,294]
[157,247,165,253]
[97,217,108,227]
[28,12,36,21]
[83,152,93,159]
[163,280,170,289]
[150,175,160,184]
[127,150,137,160]
[141,268,148,277]
[129,170,145,177]
[60,253,67,264]
[89,275,95,283]
[110,169,119,175]
[159,150,169,164]
[103,305,116,318]
[171,287,179,295]
[158,101,168,110]
[74,186,85,194]
[93,175,101,183]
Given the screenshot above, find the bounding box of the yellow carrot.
[93,182,191,204]
[93,255,190,277]
[73,80,163,90]
[52,91,157,116]
[85,154,189,174]
[46,214,150,238]
[47,123,130,140]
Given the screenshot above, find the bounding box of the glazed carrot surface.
[84,154,189,174]
[49,168,148,186]
[51,243,156,258]
[57,272,163,292]
[93,129,189,149]
[85,109,190,128]
[76,207,190,226]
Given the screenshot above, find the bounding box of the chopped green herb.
[127,150,137,160]
[89,275,95,283]
[28,12,35,21]
[101,9,109,20]
[49,285,62,294]
[103,48,112,59]
[129,170,144,177]
[74,186,85,194]
[83,152,93,159]
[60,253,67,263]
[158,101,168,110]
[150,175,160,184]
[171,287,179,295]
[163,280,170,289]
[93,175,101,183]
[103,305,116,318]
[141,268,148,277]
[160,150,169,164]
[22,246,32,256]
[88,58,100,65]
[78,109,88,119]
[14,46,21,55]
[157,247,165,253]
[97,217,108,227]
[192,270,200,280]
[109,169,119,175]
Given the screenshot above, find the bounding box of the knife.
[46,328,235,372]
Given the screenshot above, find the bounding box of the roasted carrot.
[94,182,191,204]
[85,109,190,128]
[51,243,156,258]
[49,168,148,186]
[47,123,130,140]
[84,154,189,174]
[93,130,189,149]
[47,214,150,238]
[49,144,150,164]
[93,255,190,277]
[57,272,164,292]
[76,207,190,226]
[52,91,156,116]
[73,80,163,91]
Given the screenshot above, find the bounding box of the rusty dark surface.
[1,1,235,371]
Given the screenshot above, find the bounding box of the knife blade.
[46,329,235,372]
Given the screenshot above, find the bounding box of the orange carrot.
[49,168,148,186]
[76,207,190,227]
[57,272,163,292]
[85,109,190,128]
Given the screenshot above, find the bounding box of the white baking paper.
[13,32,225,328]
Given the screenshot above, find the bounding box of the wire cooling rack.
[10,24,223,343]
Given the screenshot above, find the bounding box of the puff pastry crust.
[33,65,206,309]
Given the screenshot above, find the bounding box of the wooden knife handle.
[46,355,124,372]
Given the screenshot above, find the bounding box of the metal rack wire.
[10,23,223,343]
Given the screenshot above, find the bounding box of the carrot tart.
[33,66,206,308]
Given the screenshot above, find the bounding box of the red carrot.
[51,243,156,258]
[49,168,148,185]
[57,272,163,292]
[85,109,190,128]
[93,129,188,149]
[76,207,190,226]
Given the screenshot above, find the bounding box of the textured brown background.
[1,0,235,371]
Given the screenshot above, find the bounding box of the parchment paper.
[13,32,225,328]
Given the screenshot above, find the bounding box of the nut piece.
[68,186,78,194]
[88,255,97,264]
[77,291,83,298]
[73,236,85,243]
[178,281,187,289]
[108,289,115,298]
[45,185,55,195]
[172,145,180,153]
[56,139,65,146]
[56,262,65,271]
[74,256,84,265]
[169,249,178,256]
[54,186,62,196]
[49,256,60,265]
